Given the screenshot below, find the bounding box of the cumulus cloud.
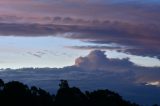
[74,50,160,85]
[75,50,136,72]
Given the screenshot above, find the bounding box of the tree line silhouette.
[0,79,153,106]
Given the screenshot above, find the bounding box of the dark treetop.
[0,79,153,106]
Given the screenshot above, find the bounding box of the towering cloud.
[75,50,108,70]
[74,50,160,84]
[75,50,135,72]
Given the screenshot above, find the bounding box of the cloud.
[0,50,160,105]
[0,55,160,105]
[145,81,160,87]
[0,0,160,23]
[0,0,160,24]
[0,19,159,59]
[74,50,140,71]
[1,50,159,85]
[27,51,47,58]
[0,0,160,58]
[74,50,160,86]
[66,45,128,52]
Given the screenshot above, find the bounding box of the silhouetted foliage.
[0,78,149,106]
[152,104,159,106]
[55,87,88,106]
[59,80,69,89]
[0,79,4,91]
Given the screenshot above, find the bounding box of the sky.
[0,0,160,105]
[0,0,160,68]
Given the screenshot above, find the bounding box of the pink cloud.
[0,0,159,58]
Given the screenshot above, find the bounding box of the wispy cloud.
[65,45,128,51]
[27,51,47,58]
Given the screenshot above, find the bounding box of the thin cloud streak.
[0,0,159,58]
[0,21,159,59]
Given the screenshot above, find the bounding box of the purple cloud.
[0,0,159,58]
[74,50,135,72]
[0,18,159,59]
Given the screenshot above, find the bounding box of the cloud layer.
[0,50,160,105]
[0,20,159,58]
[0,0,160,58]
